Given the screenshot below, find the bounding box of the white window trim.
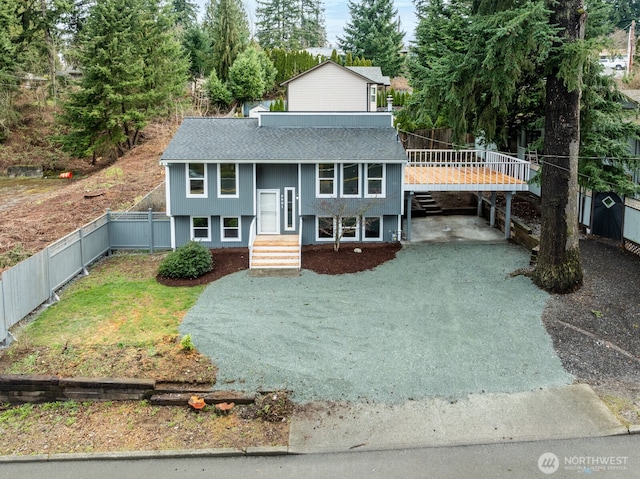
[340,216,360,242]
[362,216,383,241]
[217,163,239,198]
[341,163,361,198]
[191,216,211,242]
[221,216,242,242]
[365,163,386,198]
[186,163,207,198]
[370,85,377,106]
[316,163,337,198]
[284,187,296,232]
[315,216,335,242]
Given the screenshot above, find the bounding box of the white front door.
[258,190,280,234]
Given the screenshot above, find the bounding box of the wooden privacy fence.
[0,211,171,347]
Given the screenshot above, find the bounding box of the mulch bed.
[156,242,403,287]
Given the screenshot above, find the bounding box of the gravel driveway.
[180,243,572,402]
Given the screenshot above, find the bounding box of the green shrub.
[180,333,195,351]
[157,241,213,279]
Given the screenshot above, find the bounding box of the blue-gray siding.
[173,215,253,248]
[259,112,393,128]
[167,163,254,216]
[299,163,404,216]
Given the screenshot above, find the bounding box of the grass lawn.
[0,253,216,383]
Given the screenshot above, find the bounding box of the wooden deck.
[404,149,531,192]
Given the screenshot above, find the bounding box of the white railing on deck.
[248,217,257,268]
[405,149,530,190]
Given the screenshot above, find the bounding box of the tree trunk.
[532,0,585,293]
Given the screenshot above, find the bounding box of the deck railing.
[405,149,531,191]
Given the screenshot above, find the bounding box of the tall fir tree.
[170,0,199,27]
[59,0,188,163]
[181,25,214,80]
[256,0,326,49]
[0,0,20,140]
[337,0,405,77]
[407,0,640,291]
[204,0,250,82]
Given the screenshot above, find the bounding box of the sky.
[194,0,417,49]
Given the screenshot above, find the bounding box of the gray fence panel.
[82,216,110,264]
[2,250,50,329]
[49,231,84,292]
[109,212,170,250]
[110,219,151,249]
[582,194,592,229]
[0,279,5,345]
[624,203,640,244]
[151,220,172,250]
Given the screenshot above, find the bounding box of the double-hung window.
[218,163,238,197]
[221,217,241,241]
[365,163,385,197]
[191,216,210,241]
[317,163,336,197]
[341,217,359,240]
[342,163,360,197]
[187,163,206,197]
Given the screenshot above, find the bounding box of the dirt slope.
[0,122,175,264]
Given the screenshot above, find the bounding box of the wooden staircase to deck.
[250,235,301,269]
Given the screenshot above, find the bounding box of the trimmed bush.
[158,241,213,279]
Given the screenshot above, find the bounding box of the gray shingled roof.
[160,117,408,164]
[281,60,391,86]
[346,66,391,86]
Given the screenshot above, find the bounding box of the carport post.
[406,191,413,241]
[490,191,497,227]
[477,191,483,217]
[504,191,514,239]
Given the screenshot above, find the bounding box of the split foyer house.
[161,60,533,269]
[160,112,408,267]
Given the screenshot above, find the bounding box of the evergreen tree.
[170,0,199,27]
[58,0,188,162]
[228,44,276,101]
[0,0,20,141]
[181,25,214,80]
[256,0,327,49]
[298,0,327,47]
[531,0,585,292]
[205,69,233,106]
[337,0,405,77]
[608,0,640,29]
[205,0,250,82]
